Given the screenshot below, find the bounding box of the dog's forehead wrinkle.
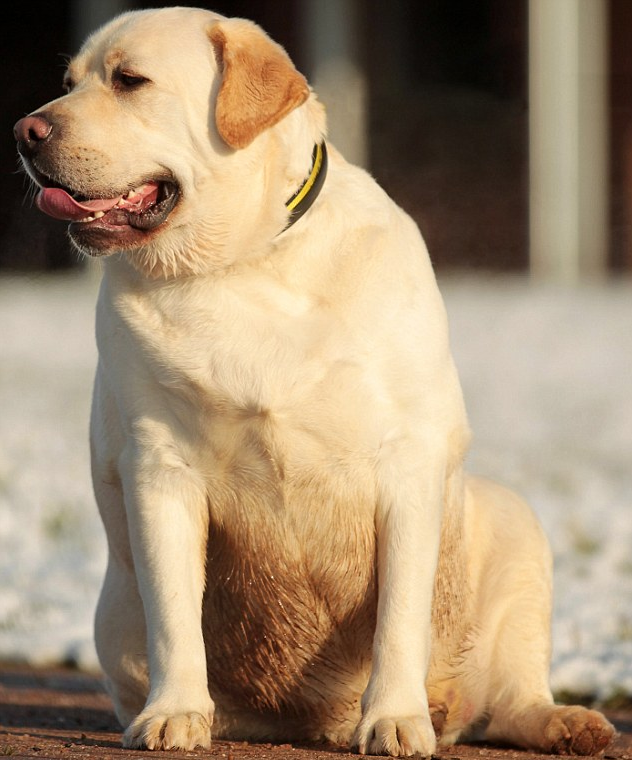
[104,49,128,70]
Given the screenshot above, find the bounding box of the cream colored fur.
[21,7,614,756]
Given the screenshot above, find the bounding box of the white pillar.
[302,0,368,168]
[529,0,609,282]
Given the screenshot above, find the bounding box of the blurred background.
[1,0,631,706]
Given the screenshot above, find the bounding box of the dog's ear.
[209,19,310,149]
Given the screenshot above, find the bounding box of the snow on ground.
[0,270,631,700]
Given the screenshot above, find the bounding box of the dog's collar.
[282,141,328,232]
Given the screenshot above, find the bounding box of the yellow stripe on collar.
[283,142,328,231]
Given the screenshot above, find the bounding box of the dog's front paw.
[353,713,436,757]
[123,710,212,751]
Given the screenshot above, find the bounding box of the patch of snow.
[0,271,630,700]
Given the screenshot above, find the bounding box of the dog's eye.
[62,76,74,93]
[114,70,150,90]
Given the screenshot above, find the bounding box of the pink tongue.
[36,187,121,221]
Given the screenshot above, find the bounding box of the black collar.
[282,142,328,232]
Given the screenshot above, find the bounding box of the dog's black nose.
[14,114,53,156]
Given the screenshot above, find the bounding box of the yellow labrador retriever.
[14,7,614,756]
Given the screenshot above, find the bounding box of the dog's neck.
[282,142,328,232]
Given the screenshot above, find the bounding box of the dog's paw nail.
[354,714,436,757]
[124,711,212,751]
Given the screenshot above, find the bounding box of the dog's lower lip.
[67,181,180,232]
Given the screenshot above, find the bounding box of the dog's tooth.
[94,211,105,219]
[126,186,145,201]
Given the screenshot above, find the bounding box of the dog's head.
[14,8,326,278]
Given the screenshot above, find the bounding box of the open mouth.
[35,178,180,233]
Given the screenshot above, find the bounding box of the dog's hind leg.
[467,478,615,755]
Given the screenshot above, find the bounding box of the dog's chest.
[109,275,386,480]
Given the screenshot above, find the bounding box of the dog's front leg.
[354,441,445,757]
[119,443,213,751]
